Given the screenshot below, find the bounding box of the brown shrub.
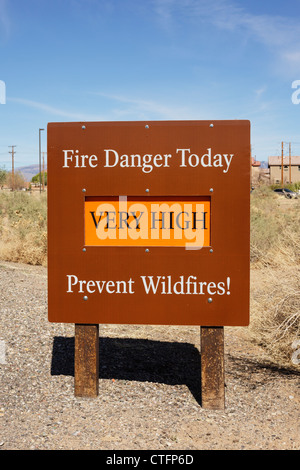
[0,191,47,266]
[250,185,300,369]
[250,265,300,369]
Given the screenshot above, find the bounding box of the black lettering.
[151,211,168,229]
[105,211,116,229]
[90,211,106,229]
[169,212,174,230]
[192,211,207,230]
[119,211,131,229]
[130,211,144,230]
[176,211,188,230]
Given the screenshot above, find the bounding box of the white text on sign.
[62,148,235,173]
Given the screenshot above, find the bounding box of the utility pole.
[8,146,16,191]
[42,152,47,191]
[39,128,44,194]
[289,142,291,184]
[250,145,253,189]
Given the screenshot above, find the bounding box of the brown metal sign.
[47,120,250,326]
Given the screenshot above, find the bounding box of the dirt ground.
[0,260,299,450]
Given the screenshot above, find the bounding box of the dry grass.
[250,265,300,369]
[250,185,300,266]
[250,185,300,369]
[0,190,47,266]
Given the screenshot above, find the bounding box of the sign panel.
[47,120,250,326]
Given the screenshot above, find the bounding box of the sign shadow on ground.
[51,335,202,404]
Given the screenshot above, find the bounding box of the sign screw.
[145,124,149,129]
[82,188,86,192]
[208,298,213,303]
[210,248,213,253]
[145,188,149,193]
[82,125,86,129]
[145,249,149,253]
[82,248,86,252]
[209,123,214,127]
[83,296,88,301]
[209,188,213,192]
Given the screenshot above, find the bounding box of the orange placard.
[85,197,210,248]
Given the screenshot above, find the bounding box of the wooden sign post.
[201,327,225,409]
[74,324,99,398]
[47,120,250,409]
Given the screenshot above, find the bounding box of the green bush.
[31,172,47,185]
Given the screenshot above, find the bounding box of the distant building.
[251,157,262,187]
[251,157,261,167]
[268,156,300,185]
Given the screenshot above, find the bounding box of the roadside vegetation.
[250,185,299,370]
[0,190,47,266]
[0,167,27,190]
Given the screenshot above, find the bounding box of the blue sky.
[1,0,300,169]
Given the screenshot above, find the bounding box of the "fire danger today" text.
[62,148,235,173]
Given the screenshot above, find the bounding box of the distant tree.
[0,168,7,186]
[5,171,26,190]
[31,171,47,186]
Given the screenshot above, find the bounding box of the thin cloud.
[91,92,192,119]
[254,86,267,99]
[281,50,300,75]
[153,0,300,74]
[8,97,105,121]
[0,0,10,39]
[10,94,198,122]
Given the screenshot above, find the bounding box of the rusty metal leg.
[200,326,225,410]
[74,324,99,397]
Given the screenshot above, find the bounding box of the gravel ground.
[0,260,299,450]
